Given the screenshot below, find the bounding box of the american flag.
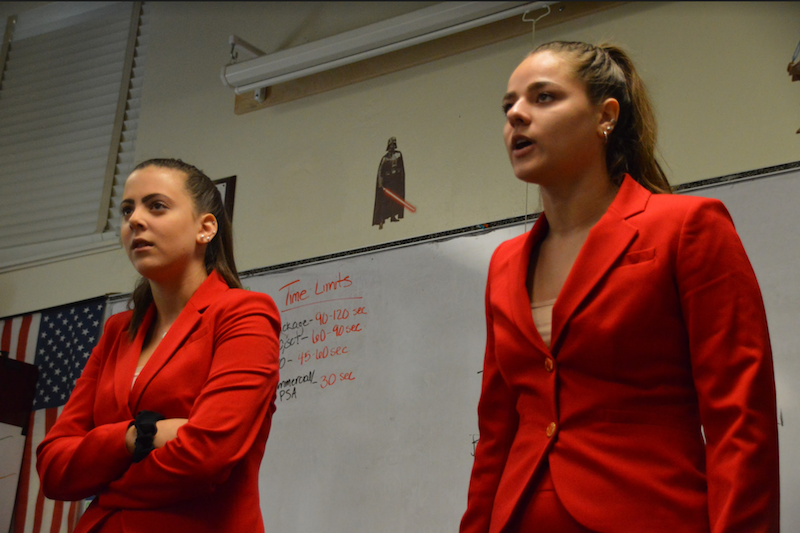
[2,297,106,533]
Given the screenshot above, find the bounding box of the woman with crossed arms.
[37,159,281,532]
[461,41,779,533]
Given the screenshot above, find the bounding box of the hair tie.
[129,410,165,462]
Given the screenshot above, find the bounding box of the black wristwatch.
[130,410,165,463]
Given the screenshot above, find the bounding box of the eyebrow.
[120,193,168,206]
[503,80,556,102]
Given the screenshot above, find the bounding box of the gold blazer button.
[546,422,557,438]
[544,357,555,372]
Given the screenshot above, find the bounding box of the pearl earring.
[603,123,615,144]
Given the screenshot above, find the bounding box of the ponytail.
[128,277,153,339]
[531,41,671,194]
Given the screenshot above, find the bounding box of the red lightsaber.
[382,187,416,213]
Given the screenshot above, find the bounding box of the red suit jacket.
[461,176,779,533]
[37,271,281,533]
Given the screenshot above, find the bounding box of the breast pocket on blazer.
[618,247,656,267]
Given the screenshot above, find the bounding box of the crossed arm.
[37,295,281,508]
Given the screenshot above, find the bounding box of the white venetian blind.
[107,5,148,236]
[0,1,147,271]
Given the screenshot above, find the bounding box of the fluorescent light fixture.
[221,1,556,95]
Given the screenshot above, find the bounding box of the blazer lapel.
[128,271,229,412]
[550,176,650,352]
[507,214,551,352]
[115,305,154,413]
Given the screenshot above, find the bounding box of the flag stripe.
[32,409,59,533]
[2,318,12,355]
[8,318,22,359]
[17,315,33,361]
[66,502,78,533]
[22,409,45,533]
[26,314,42,366]
[48,501,63,533]
[12,412,34,533]
[31,483,45,533]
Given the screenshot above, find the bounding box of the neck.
[148,264,209,326]
[539,170,619,237]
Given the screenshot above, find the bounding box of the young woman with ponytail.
[461,42,779,533]
[36,159,281,533]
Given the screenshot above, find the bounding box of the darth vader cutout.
[372,137,415,229]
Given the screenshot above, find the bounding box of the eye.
[120,205,133,218]
[535,92,554,103]
[501,101,514,115]
[150,201,168,212]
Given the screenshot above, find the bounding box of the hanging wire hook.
[521,4,552,231]
[522,4,551,46]
[230,42,238,64]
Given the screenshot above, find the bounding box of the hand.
[125,424,137,454]
[153,418,188,448]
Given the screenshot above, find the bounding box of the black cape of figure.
[372,138,405,228]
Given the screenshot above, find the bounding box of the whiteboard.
[246,224,521,533]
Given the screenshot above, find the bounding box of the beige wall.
[2,1,799,317]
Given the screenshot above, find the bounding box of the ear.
[598,97,620,134]
[196,213,218,244]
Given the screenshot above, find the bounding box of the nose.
[127,205,145,230]
[506,100,529,126]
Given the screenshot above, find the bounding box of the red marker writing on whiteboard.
[382,187,416,213]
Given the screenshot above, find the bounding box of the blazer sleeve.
[460,257,520,533]
[36,315,136,501]
[98,293,281,509]
[676,199,780,533]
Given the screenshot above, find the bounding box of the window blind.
[107,6,148,236]
[0,1,146,272]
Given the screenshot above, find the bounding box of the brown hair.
[531,41,671,194]
[126,158,242,338]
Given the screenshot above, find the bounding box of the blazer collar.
[117,271,230,413]
[508,175,651,355]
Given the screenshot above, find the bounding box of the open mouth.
[131,238,154,250]
[514,139,532,149]
[511,135,534,153]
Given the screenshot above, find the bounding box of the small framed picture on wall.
[213,176,237,222]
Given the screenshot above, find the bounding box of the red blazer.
[37,271,281,533]
[461,176,779,533]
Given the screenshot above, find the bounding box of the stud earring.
[603,123,614,144]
